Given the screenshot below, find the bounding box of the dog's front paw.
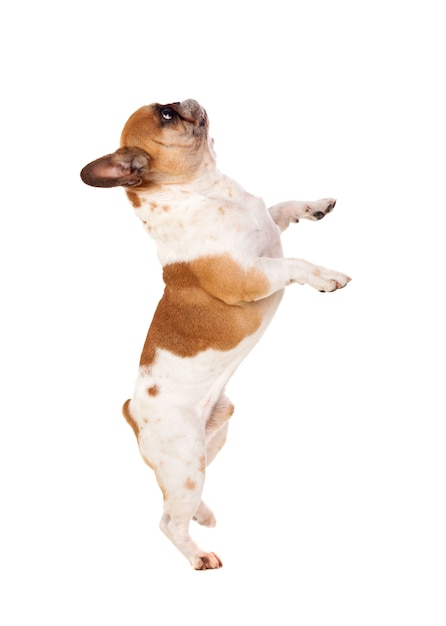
[309,266,351,292]
[303,198,336,221]
[269,199,337,231]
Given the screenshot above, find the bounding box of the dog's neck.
[136,162,228,197]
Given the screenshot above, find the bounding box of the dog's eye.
[160,107,174,121]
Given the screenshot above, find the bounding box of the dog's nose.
[171,100,205,126]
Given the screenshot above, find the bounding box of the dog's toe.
[315,270,351,292]
[325,198,336,213]
[194,552,223,570]
[315,198,336,218]
[306,198,337,221]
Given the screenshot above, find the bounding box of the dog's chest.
[128,178,280,264]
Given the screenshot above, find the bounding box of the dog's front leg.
[268,199,336,232]
[254,257,351,294]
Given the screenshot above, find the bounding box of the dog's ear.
[80,147,150,188]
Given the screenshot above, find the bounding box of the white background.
[1,1,445,624]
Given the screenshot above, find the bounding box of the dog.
[80,99,350,570]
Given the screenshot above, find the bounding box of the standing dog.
[81,99,350,570]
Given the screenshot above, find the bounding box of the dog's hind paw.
[193,552,223,570]
[193,500,217,527]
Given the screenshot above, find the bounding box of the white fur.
[133,175,280,265]
[81,99,350,569]
[128,183,348,568]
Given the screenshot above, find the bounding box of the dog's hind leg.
[268,198,336,232]
[193,394,234,528]
[205,394,234,464]
[137,410,223,570]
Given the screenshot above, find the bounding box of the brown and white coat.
[81,99,350,569]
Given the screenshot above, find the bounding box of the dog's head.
[80,99,215,189]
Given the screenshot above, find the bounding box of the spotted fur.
[80,99,350,569]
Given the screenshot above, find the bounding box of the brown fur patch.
[191,255,270,304]
[126,191,141,208]
[119,104,208,186]
[199,456,205,473]
[147,385,159,396]
[185,478,196,490]
[140,255,271,365]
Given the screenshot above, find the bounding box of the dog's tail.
[122,399,139,438]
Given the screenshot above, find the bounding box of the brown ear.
[80,147,150,188]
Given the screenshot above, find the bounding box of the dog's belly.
[128,178,285,428]
[130,290,282,426]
